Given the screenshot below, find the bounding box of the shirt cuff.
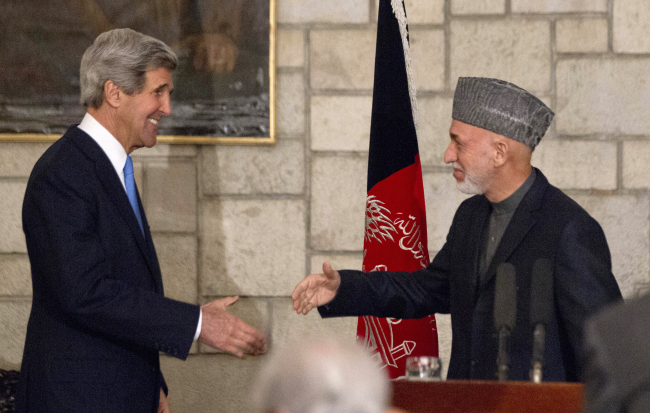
[194,309,202,341]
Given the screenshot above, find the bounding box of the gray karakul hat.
[452,77,554,149]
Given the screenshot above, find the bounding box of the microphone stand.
[529,258,552,384]
[531,324,545,383]
[497,327,511,382]
[493,262,516,382]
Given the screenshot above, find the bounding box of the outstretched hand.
[158,389,170,413]
[292,262,341,315]
[199,296,266,358]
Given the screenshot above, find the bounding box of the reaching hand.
[158,389,170,413]
[198,296,266,358]
[292,262,341,315]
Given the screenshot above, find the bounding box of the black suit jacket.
[16,126,200,412]
[583,294,650,413]
[320,169,622,381]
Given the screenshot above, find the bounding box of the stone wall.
[1,0,650,411]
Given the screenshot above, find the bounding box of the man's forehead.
[145,67,174,89]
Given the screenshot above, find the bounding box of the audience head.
[253,338,390,413]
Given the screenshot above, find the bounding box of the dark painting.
[0,0,274,143]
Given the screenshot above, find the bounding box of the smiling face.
[444,120,495,195]
[115,67,173,153]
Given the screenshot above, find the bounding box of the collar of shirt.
[78,113,128,190]
[490,168,537,216]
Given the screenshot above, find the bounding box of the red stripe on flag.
[359,154,438,377]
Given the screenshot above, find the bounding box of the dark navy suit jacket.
[583,293,650,413]
[16,126,200,412]
[320,169,622,381]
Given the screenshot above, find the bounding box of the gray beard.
[456,178,484,195]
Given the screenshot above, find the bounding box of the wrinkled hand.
[292,262,341,315]
[199,296,266,358]
[158,389,170,413]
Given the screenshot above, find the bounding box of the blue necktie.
[124,155,144,235]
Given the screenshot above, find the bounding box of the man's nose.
[443,142,456,164]
[160,94,172,116]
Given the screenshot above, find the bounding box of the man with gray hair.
[293,77,622,382]
[16,28,266,412]
[253,339,391,413]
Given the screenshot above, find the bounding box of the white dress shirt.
[78,113,128,189]
[78,113,202,341]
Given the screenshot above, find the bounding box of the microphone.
[494,263,517,382]
[529,258,553,383]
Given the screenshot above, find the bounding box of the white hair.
[253,338,390,413]
[79,28,177,109]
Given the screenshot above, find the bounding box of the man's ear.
[104,80,121,109]
[493,137,508,167]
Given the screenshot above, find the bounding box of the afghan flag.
[357,0,439,378]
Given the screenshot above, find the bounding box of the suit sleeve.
[553,215,623,379]
[582,317,624,413]
[23,160,200,360]
[318,232,453,320]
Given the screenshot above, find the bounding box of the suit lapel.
[482,169,548,286]
[483,206,536,284]
[70,128,162,287]
[467,198,491,305]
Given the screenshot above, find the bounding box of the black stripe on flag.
[367,0,420,192]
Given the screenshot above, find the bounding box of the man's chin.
[456,181,483,195]
[143,136,158,148]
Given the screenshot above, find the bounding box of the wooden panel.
[392,380,583,413]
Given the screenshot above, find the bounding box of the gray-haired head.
[252,338,390,413]
[79,28,178,109]
[452,77,554,149]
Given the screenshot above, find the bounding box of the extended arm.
[292,240,452,320]
[317,248,451,319]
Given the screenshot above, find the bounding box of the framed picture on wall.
[0,0,276,145]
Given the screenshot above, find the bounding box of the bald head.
[253,339,390,413]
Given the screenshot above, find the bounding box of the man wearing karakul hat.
[292,77,622,382]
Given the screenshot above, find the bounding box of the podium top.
[391,379,583,413]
